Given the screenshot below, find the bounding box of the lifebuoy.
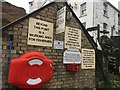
[8,52,54,88]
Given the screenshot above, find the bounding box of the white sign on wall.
[54,40,63,50]
[65,26,81,49]
[81,48,95,69]
[56,6,66,34]
[28,18,53,47]
[63,49,81,64]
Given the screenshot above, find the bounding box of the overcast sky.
[5,0,120,13]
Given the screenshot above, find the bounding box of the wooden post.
[97,24,100,42]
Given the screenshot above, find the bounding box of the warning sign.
[56,6,66,34]
[65,26,81,49]
[28,18,53,47]
[81,48,95,69]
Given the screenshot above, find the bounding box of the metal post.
[97,24,100,42]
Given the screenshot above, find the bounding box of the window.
[103,23,107,31]
[111,25,115,36]
[29,1,34,7]
[118,14,120,25]
[103,3,108,17]
[111,27,114,36]
[80,2,86,16]
[118,30,120,36]
[82,22,86,28]
[73,2,77,9]
[69,2,78,9]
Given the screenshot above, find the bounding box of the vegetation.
[98,35,120,88]
[105,74,120,88]
[99,35,119,74]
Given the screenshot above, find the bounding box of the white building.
[29,0,120,41]
[118,1,120,36]
[69,0,120,41]
[29,0,55,13]
[119,1,120,10]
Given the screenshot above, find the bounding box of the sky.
[5,0,120,13]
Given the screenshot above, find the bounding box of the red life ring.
[8,52,54,88]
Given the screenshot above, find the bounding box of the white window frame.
[118,14,120,25]
[80,2,86,17]
[103,3,108,17]
[103,23,108,31]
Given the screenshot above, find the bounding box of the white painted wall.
[68,0,94,28]
[69,0,119,40]
[94,0,118,38]
[118,1,120,10]
[70,0,98,40]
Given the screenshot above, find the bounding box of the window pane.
[103,23,107,30]
[80,2,86,16]
[103,3,108,16]
[118,14,120,25]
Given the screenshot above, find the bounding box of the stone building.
[0,2,97,89]
[0,0,26,27]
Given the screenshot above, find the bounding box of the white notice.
[28,18,53,47]
[65,26,81,49]
[54,40,63,50]
[56,6,66,34]
[63,49,81,64]
[81,48,95,69]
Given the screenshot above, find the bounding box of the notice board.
[63,49,81,64]
[65,26,81,49]
[28,18,53,47]
[81,48,95,69]
[56,6,66,34]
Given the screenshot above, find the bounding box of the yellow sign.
[81,48,95,69]
[28,18,53,47]
[65,26,81,49]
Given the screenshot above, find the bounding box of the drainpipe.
[8,35,13,69]
[7,35,13,89]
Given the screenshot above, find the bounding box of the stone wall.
[2,2,95,88]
